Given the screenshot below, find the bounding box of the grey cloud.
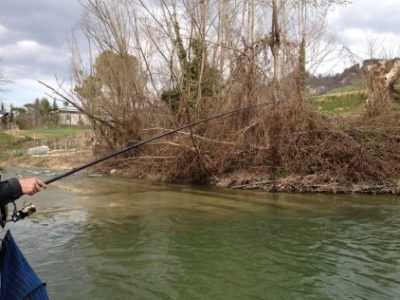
[4,53,70,81]
[331,0,400,35]
[0,0,82,46]
[1,39,69,72]
[0,0,82,104]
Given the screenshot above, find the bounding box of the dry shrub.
[89,73,400,187]
[162,147,210,184]
[354,109,400,127]
[157,100,400,186]
[260,102,400,186]
[98,98,400,188]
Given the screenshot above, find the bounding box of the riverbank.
[2,153,93,170]
[3,155,400,195]
[216,171,400,194]
[2,100,400,195]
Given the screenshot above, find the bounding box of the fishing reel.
[0,202,36,227]
[11,202,37,222]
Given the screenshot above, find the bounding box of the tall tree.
[74,50,147,148]
[0,102,6,128]
[270,0,281,104]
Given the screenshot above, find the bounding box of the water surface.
[2,168,400,299]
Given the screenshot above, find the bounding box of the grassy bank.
[0,132,23,161]
[3,126,90,141]
[0,126,91,167]
[312,92,366,116]
[5,154,92,170]
[11,127,89,139]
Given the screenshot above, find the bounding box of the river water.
[2,167,400,299]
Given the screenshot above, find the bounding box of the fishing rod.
[44,102,267,185]
[5,102,268,224]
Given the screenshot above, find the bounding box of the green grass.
[0,132,19,147]
[1,126,90,161]
[312,93,366,116]
[325,80,363,95]
[0,132,23,161]
[393,94,400,105]
[10,126,89,139]
[326,86,364,95]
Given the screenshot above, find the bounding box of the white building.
[59,107,90,126]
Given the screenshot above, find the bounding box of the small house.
[59,107,90,126]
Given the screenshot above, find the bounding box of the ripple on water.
[3,169,400,299]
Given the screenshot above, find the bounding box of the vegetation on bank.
[0,97,60,130]
[0,127,91,163]
[3,0,400,194]
[0,132,22,161]
[313,92,366,116]
[10,127,89,139]
[2,90,400,193]
[37,0,400,193]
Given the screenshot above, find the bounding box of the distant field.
[9,126,89,139]
[312,91,366,116]
[0,127,91,161]
[325,81,363,95]
[312,84,400,116]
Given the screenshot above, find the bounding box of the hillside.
[309,59,400,96]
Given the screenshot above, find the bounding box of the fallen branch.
[142,127,268,150]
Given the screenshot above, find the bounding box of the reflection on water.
[2,168,400,299]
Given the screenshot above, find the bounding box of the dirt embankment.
[4,153,93,170]
[216,171,400,194]
[4,152,400,195]
[4,108,400,196]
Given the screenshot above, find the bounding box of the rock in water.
[27,145,50,156]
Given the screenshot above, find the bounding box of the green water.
[2,168,400,299]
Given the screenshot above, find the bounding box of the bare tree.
[361,31,384,59]
[269,0,281,104]
[69,0,153,150]
[50,0,358,183]
[347,27,400,117]
[0,58,9,95]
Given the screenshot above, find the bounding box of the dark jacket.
[0,178,23,206]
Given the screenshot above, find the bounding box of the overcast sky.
[327,0,400,70]
[0,0,82,108]
[1,0,400,108]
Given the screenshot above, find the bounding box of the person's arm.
[0,178,23,205]
[0,178,46,206]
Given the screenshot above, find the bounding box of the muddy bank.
[111,166,400,195]
[216,171,400,194]
[3,155,400,195]
[3,153,93,170]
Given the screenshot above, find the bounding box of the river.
[2,167,400,299]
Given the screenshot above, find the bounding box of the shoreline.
[214,171,400,195]
[1,154,93,171]
[2,155,399,195]
[220,177,400,194]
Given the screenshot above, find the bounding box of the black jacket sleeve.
[0,178,23,206]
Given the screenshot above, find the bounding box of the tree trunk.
[270,0,281,104]
[363,59,400,117]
